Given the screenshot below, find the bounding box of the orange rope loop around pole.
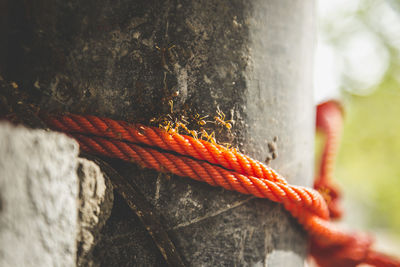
[41,110,399,267]
[315,101,344,219]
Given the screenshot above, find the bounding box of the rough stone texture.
[76,158,114,267]
[1,0,315,266]
[245,1,316,187]
[0,122,79,267]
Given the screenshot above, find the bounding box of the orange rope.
[311,101,399,267]
[73,134,328,219]
[315,101,343,219]
[41,109,400,267]
[45,114,287,184]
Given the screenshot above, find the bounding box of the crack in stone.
[170,196,255,230]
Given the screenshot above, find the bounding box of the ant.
[200,129,216,144]
[214,107,232,130]
[174,121,190,134]
[160,77,179,105]
[159,120,178,134]
[194,113,209,126]
[155,44,176,72]
[175,122,198,139]
[150,113,173,125]
[172,90,179,97]
[190,130,199,139]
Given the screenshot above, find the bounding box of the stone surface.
[0,122,79,267]
[76,158,114,267]
[1,0,315,266]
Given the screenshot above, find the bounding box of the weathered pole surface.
[0,0,315,266]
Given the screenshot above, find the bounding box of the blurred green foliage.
[337,78,400,236]
[317,0,400,238]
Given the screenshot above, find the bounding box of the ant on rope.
[200,129,216,144]
[175,122,199,139]
[150,100,234,147]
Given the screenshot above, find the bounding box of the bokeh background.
[315,0,400,256]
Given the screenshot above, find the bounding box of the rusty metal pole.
[0,0,315,266]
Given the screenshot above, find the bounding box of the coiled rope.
[40,102,399,267]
